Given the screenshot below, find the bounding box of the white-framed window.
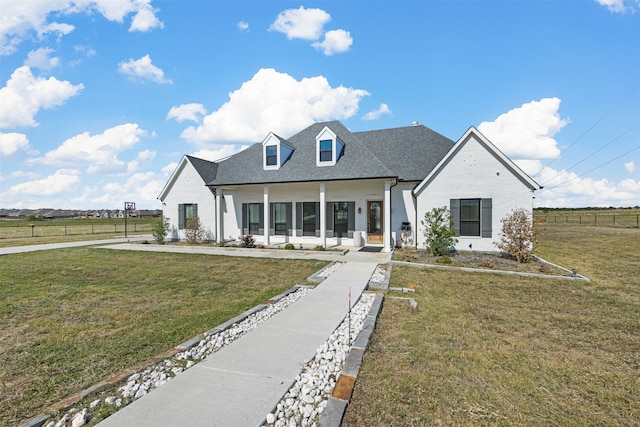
[178,203,197,230]
[315,126,344,167]
[265,145,277,166]
[262,133,294,170]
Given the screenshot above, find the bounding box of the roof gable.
[413,127,541,195]
[158,155,217,201]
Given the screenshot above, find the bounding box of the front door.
[367,201,383,244]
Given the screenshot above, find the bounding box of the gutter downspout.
[411,188,418,250]
[388,178,398,251]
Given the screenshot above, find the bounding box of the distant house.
[158,121,540,252]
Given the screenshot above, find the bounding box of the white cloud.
[8,169,80,196]
[181,68,369,145]
[534,165,640,207]
[129,4,164,32]
[312,29,353,55]
[89,172,164,208]
[0,0,163,55]
[137,149,156,160]
[193,145,249,162]
[595,0,639,13]
[38,123,145,174]
[270,6,331,40]
[478,97,567,160]
[237,21,249,31]
[0,132,30,156]
[167,103,207,122]
[117,54,172,84]
[162,161,178,175]
[625,161,635,173]
[362,103,392,121]
[0,66,84,128]
[24,47,59,70]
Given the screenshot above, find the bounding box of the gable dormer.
[315,126,345,167]
[262,133,294,170]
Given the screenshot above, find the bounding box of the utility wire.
[532,113,609,177]
[541,144,640,190]
[540,126,636,186]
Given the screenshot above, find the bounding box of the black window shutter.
[481,198,492,238]
[178,204,185,230]
[326,202,334,238]
[315,202,320,237]
[450,199,460,237]
[347,201,355,238]
[269,203,275,235]
[258,204,264,235]
[295,202,302,235]
[241,203,248,235]
[286,202,293,236]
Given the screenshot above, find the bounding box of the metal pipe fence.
[0,222,152,239]
[536,214,640,228]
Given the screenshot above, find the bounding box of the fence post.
[65,225,67,236]
[613,215,616,227]
[595,215,597,226]
[579,215,582,225]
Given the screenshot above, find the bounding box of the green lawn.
[343,226,640,426]
[0,248,327,426]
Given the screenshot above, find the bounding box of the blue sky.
[1,0,638,209]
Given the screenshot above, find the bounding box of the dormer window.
[315,126,344,167]
[262,133,293,170]
[319,140,332,162]
[265,145,277,166]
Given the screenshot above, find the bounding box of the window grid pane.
[319,139,332,162]
[248,203,260,235]
[265,145,277,166]
[274,203,287,235]
[303,202,316,236]
[460,199,480,236]
[334,202,348,237]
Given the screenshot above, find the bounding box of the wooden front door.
[367,201,383,244]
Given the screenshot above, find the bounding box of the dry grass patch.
[0,247,327,426]
[344,226,640,426]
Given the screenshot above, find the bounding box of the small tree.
[421,206,458,256]
[151,215,170,244]
[495,208,538,263]
[184,215,205,244]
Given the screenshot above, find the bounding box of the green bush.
[151,215,170,244]
[284,243,295,250]
[421,206,458,256]
[314,245,326,251]
[436,256,452,264]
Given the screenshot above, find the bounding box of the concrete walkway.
[95,245,389,426]
[0,235,152,255]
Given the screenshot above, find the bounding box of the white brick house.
[158,121,540,252]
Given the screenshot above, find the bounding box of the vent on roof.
[412,121,419,126]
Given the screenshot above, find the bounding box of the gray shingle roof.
[201,121,455,186]
[186,155,218,184]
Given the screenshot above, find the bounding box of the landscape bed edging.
[18,283,315,427]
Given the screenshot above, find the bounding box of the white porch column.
[320,183,326,248]
[263,186,269,246]
[215,188,222,243]
[384,180,392,252]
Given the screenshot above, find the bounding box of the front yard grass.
[0,248,327,426]
[343,226,640,426]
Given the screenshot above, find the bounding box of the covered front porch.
[213,179,397,252]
